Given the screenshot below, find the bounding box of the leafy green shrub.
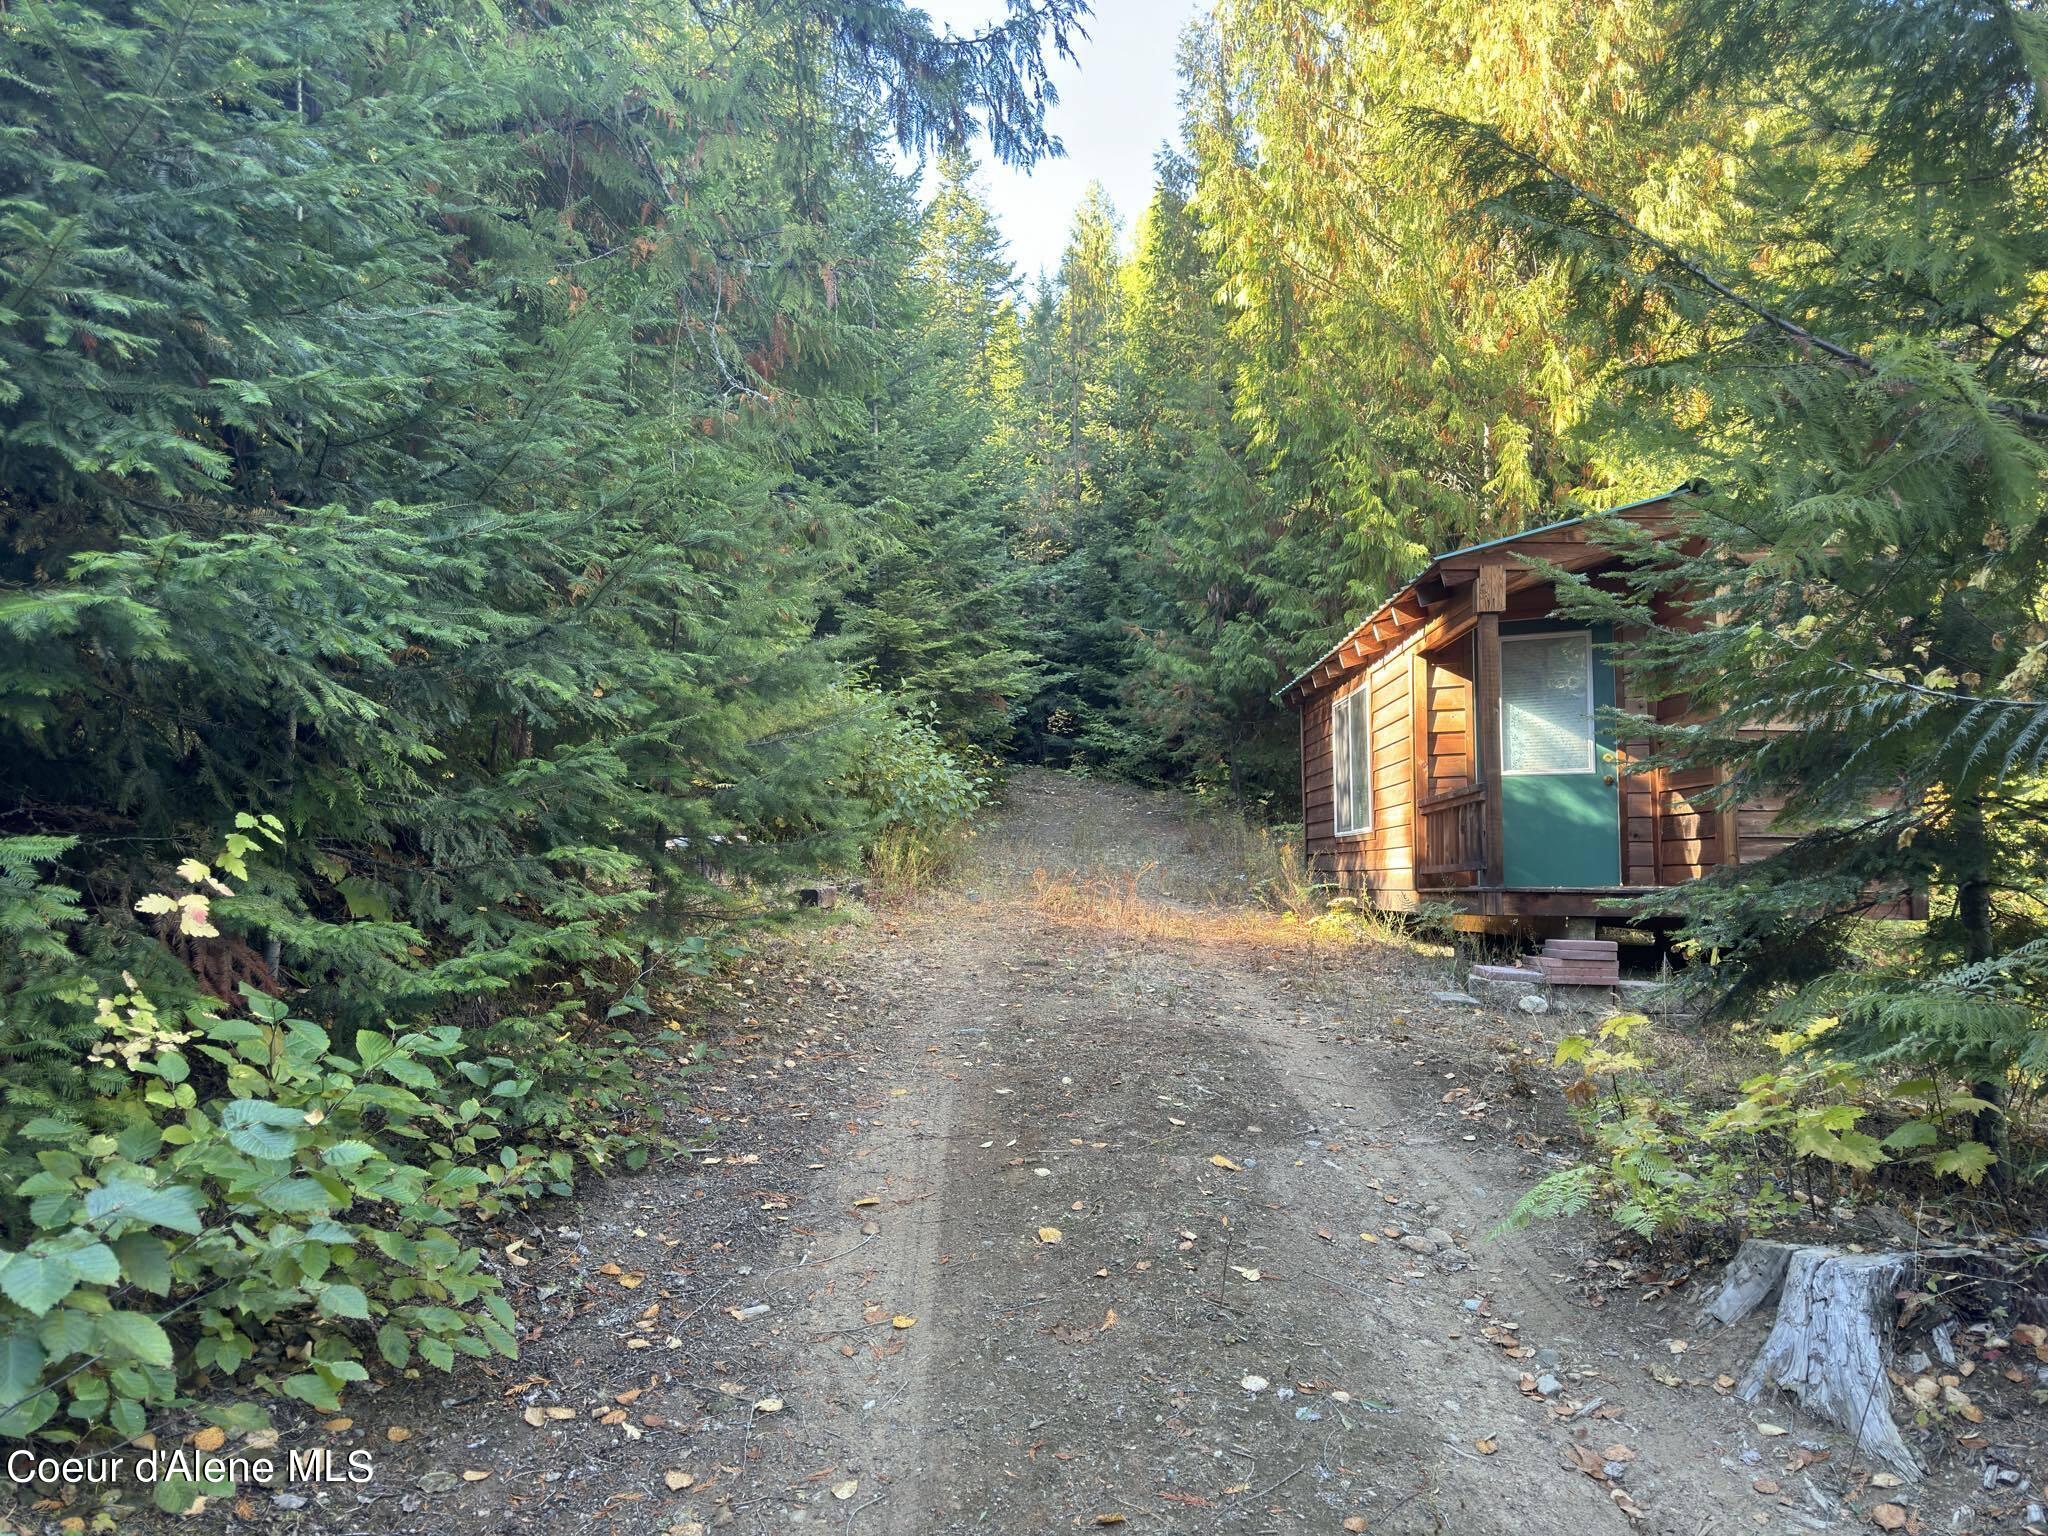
[849,706,990,891]
[0,967,539,1500]
[1501,1011,2008,1248]
[0,826,703,1509]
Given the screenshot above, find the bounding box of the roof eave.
[1273,484,1695,706]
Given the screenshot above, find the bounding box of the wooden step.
[1542,938,1619,960]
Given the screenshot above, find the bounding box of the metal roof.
[1274,485,1694,703]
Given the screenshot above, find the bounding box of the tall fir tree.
[1419,0,2048,1180]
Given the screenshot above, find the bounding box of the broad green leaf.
[0,1331,45,1411]
[317,1284,372,1321]
[37,1307,94,1360]
[96,1311,173,1368]
[113,1233,174,1295]
[86,1178,204,1235]
[1933,1141,1997,1185]
[381,1057,436,1090]
[220,1099,307,1159]
[63,1243,121,1286]
[0,1253,77,1316]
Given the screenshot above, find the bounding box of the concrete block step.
[1535,954,1619,984]
[1470,964,1543,984]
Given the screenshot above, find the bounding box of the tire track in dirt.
[145,772,1855,1536]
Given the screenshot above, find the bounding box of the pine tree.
[1111,150,1313,802]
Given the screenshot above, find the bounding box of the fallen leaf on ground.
[191,1426,226,1453]
[832,1478,857,1500]
[1752,1478,1779,1495]
[1871,1505,1908,1532]
[1240,1375,1268,1392]
[664,1471,695,1491]
[1094,1517,1126,1527]
[1344,1519,1370,1533]
[462,1470,490,1483]
[1870,1473,1903,1489]
[1101,1309,1117,1330]
[1474,1438,1497,1455]
[1231,1266,1261,1282]
[891,1315,916,1330]
[1208,1154,1243,1172]
[1037,1227,1063,1244]
[753,1397,783,1413]
[1563,1443,1608,1481]
[385,1427,413,1443]
[1755,1422,1787,1437]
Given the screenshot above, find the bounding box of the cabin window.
[1500,631,1595,775]
[1330,682,1372,835]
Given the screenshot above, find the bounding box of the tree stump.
[1706,1243,1921,1479]
[1699,1239,1800,1327]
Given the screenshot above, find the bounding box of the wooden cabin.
[1278,487,1794,931]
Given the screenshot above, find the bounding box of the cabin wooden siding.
[1295,584,1795,907]
[1301,630,1424,910]
[1286,494,1883,924]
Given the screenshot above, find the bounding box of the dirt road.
[141,772,1907,1535]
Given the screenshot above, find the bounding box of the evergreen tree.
[1103,150,1314,800]
[813,151,1040,751]
[1418,0,2048,1180]
[1018,183,1136,765]
[0,0,1085,1133]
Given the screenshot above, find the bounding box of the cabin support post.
[1475,558,1507,888]
[1409,648,1430,871]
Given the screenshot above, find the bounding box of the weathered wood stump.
[1699,1238,1799,1327]
[1701,1239,1921,1479]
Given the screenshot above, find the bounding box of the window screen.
[1501,633,1593,775]
[1331,685,1371,834]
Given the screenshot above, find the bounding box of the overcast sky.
[914,0,1205,282]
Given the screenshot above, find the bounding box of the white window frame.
[1499,630,1596,777]
[1330,679,1372,835]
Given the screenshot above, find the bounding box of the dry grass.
[867,824,977,907]
[1020,864,1442,966]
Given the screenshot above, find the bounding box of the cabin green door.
[1498,624,1620,888]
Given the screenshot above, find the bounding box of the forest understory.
[5,0,2048,1528]
[104,773,2048,1536]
